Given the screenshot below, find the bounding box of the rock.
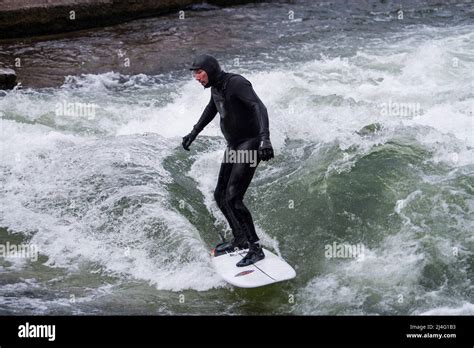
[356,123,383,136]
[0,0,264,39]
[0,68,17,89]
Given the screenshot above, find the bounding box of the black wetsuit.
[185,55,273,246]
[194,73,270,146]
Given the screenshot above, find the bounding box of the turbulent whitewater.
[0,1,472,315]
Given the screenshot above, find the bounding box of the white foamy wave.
[0,122,222,291]
[297,232,425,314]
[417,302,474,315]
[2,26,471,162]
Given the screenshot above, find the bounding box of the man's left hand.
[258,139,274,161]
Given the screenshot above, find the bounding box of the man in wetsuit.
[182,54,274,267]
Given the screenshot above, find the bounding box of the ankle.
[250,241,262,250]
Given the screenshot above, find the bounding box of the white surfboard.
[211,248,296,288]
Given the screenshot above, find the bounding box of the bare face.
[192,69,208,86]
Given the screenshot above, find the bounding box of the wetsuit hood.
[189,54,223,88]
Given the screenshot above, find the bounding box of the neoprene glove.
[258,138,274,161]
[182,129,199,151]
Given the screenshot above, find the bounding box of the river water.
[0,0,473,315]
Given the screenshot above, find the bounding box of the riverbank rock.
[0,68,17,89]
[0,0,263,39]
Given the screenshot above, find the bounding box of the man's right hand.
[182,130,198,151]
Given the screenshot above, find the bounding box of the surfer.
[182,54,274,267]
